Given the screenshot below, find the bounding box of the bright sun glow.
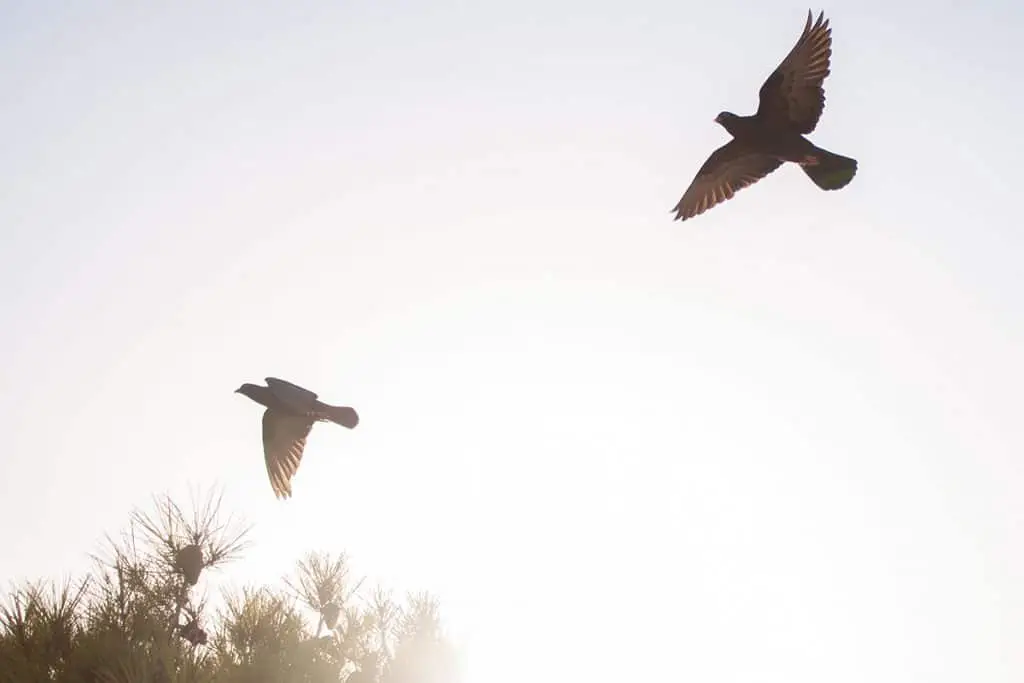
[1,3,1021,681]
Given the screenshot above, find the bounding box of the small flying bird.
[235,377,360,499]
[672,10,857,222]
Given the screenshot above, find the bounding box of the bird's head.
[235,382,275,408]
[235,383,259,396]
[714,111,737,127]
[714,111,747,137]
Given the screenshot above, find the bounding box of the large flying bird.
[672,10,857,222]
[235,377,359,499]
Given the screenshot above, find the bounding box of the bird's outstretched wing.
[265,377,318,413]
[261,409,314,499]
[672,140,783,221]
[756,10,832,134]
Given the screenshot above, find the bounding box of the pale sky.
[1,1,1022,681]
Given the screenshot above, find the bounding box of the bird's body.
[672,10,857,221]
[236,377,359,499]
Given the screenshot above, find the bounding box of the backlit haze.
[1,2,1022,681]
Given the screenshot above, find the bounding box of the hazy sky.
[2,1,1022,681]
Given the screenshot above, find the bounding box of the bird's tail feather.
[319,404,360,429]
[803,147,857,191]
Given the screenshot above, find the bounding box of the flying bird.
[672,10,857,221]
[235,377,359,499]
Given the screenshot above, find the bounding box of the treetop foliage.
[0,490,459,683]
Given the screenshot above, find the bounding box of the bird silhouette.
[235,377,359,499]
[672,10,857,221]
